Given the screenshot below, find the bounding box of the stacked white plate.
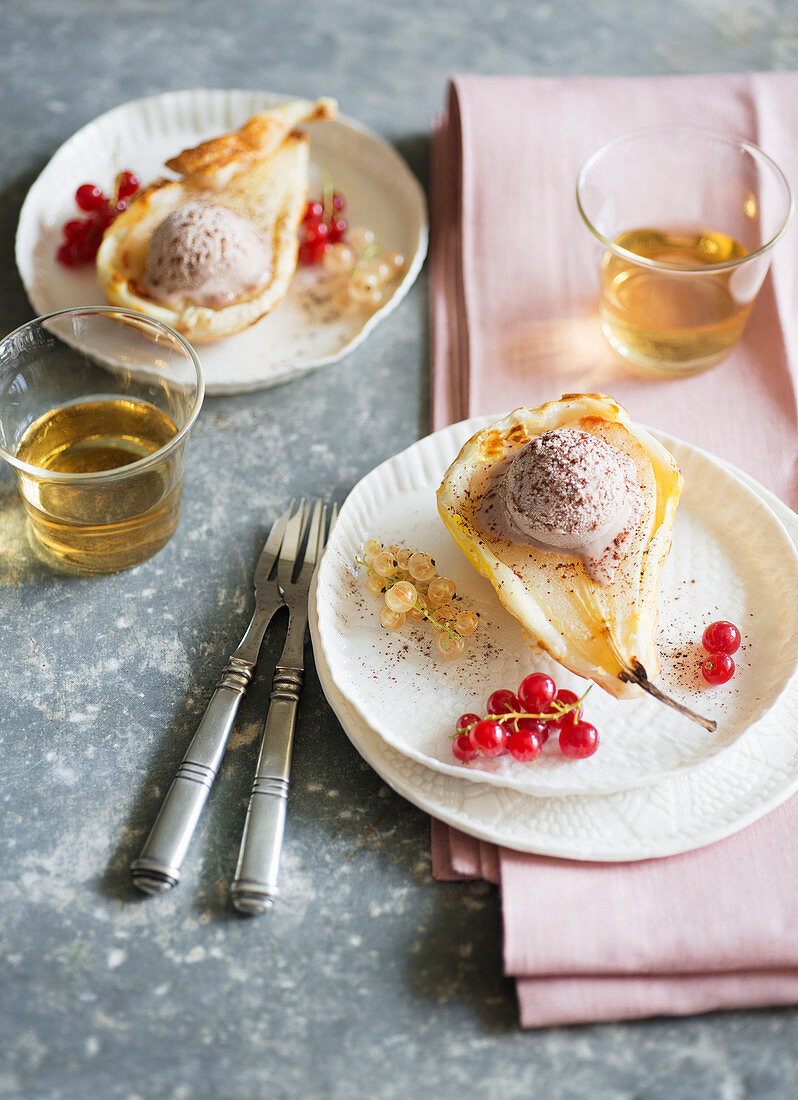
[310,418,798,861]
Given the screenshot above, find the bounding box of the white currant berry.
[427,576,456,606]
[379,605,405,631]
[429,606,456,632]
[454,610,479,636]
[323,243,357,275]
[408,552,435,582]
[366,572,386,595]
[373,552,397,578]
[362,257,393,284]
[349,226,376,251]
[385,250,405,271]
[435,632,465,660]
[385,580,417,613]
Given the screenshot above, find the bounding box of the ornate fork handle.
[230,661,304,913]
[131,605,279,895]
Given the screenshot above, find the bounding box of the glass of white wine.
[0,307,204,573]
[577,125,793,376]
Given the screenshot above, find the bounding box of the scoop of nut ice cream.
[142,202,272,309]
[501,428,643,584]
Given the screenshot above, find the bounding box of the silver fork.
[230,498,336,914]
[131,503,294,895]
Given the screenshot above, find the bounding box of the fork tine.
[321,502,334,551]
[299,500,325,577]
[253,499,295,589]
[322,502,337,554]
[276,498,308,584]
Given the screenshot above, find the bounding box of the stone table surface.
[2,2,798,1098]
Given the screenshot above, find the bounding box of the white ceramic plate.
[315,419,798,797]
[310,466,798,860]
[15,89,427,395]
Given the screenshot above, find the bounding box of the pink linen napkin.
[429,73,798,1028]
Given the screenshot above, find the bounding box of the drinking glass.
[0,307,204,573]
[576,125,793,376]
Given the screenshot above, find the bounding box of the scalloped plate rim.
[314,417,798,797]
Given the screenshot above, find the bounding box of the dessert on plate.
[436,393,686,702]
[96,96,337,341]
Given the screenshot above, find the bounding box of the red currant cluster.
[452,673,597,765]
[700,619,741,686]
[56,171,141,267]
[298,189,348,265]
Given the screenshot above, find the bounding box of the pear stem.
[619,661,717,732]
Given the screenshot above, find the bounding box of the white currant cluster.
[360,538,480,660]
[324,229,405,312]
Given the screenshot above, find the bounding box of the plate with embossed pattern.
[16,89,427,394]
[314,418,798,799]
[310,462,798,860]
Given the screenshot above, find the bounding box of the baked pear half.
[437,394,685,702]
[96,96,337,342]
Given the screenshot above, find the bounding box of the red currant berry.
[452,732,478,762]
[513,715,546,733]
[327,216,348,242]
[701,652,735,686]
[94,206,117,230]
[702,620,741,655]
[62,218,89,242]
[75,183,107,211]
[486,689,519,716]
[552,688,581,726]
[557,713,578,735]
[77,239,99,262]
[56,241,81,267]
[559,720,599,759]
[303,200,324,224]
[332,191,345,211]
[115,170,140,200]
[455,713,480,735]
[298,239,330,265]
[63,225,96,261]
[506,728,542,762]
[470,719,508,758]
[304,220,329,244]
[517,673,556,713]
[511,716,548,743]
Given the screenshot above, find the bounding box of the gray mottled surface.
[2,1,798,1098]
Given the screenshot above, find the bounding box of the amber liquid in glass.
[15,397,182,572]
[599,227,752,374]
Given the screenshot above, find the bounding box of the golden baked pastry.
[96,97,337,342]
